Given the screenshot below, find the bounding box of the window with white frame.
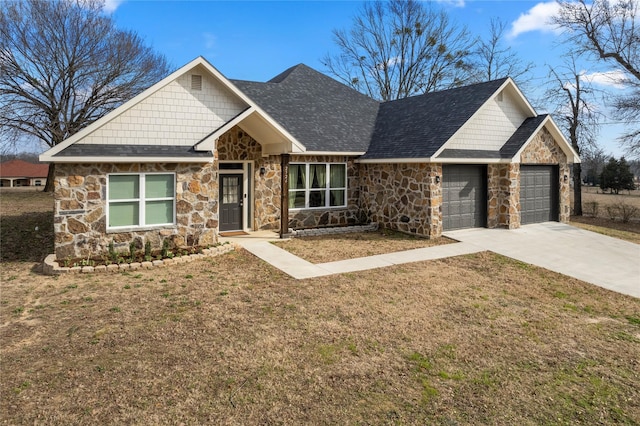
[107,173,175,229]
[288,163,347,209]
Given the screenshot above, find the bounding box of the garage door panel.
[443,165,487,231]
[520,165,558,225]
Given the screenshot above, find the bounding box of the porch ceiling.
[237,112,304,156]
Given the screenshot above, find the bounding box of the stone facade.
[288,155,361,229]
[53,162,218,259]
[51,125,574,259]
[359,163,442,238]
[216,127,281,230]
[487,163,520,229]
[520,127,570,223]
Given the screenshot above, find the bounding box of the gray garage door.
[520,165,559,224]
[442,165,487,231]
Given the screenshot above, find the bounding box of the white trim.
[194,107,255,151]
[45,156,213,164]
[288,162,347,210]
[106,172,176,232]
[511,116,580,164]
[296,151,365,157]
[356,157,433,164]
[219,160,253,232]
[437,158,512,164]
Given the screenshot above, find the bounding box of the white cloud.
[103,0,124,13]
[581,70,629,89]
[509,1,562,39]
[203,32,216,50]
[436,0,466,7]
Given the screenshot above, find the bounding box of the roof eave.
[41,156,213,164]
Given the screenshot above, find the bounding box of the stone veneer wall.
[520,127,571,223]
[53,162,218,259]
[288,155,361,229]
[487,163,520,229]
[216,127,281,230]
[359,163,442,238]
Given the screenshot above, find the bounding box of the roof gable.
[360,78,509,160]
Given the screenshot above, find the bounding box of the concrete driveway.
[445,222,640,299]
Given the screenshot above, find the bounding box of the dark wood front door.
[220,174,243,231]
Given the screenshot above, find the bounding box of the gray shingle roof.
[499,114,548,158]
[232,64,380,152]
[360,78,509,159]
[54,144,213,158]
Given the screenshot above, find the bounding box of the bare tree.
[554,0,640,158]
[471,18,535,87]
[580,145,608,185]
[0,0,171,191]
[545,54,602,216]
[322,0,475,101]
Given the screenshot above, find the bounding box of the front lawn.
[1,190,639,424]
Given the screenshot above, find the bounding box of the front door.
[220,174,243,231]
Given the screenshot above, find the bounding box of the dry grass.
[571,216,640,244]
[1,252,639,424]
[2,190,639,424]
[273,229,454,263]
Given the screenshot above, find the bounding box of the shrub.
[616,201,639,223]
[583,201,599,217]
[144,241,152,261]
[604,201,639,223]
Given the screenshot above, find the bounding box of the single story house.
[0,159,49,187]
[40,57,579,259]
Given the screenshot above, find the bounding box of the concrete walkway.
[445,222,640,299]
[221,224,639,299]
[221,231,482,280]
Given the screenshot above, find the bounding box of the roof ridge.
[381,77,509,105]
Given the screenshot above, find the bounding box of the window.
[107,173,175,229]
[288,163,346,209]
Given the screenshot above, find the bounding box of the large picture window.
[288,163,347,209]
[107,173,175,229]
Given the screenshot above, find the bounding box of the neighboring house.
[40,57,579,259]
[0,159,49,187]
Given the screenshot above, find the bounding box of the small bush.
[604,201,639,223]
[605,205,618,221]
[583,201,599,217]
[616,201,639,223]
[144,241,152,261]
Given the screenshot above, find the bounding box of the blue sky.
[102,0,633,157]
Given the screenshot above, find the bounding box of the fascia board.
[193,107,255,151]
[43,156,213,164]
[511,116,581,164]
[436,157,512,164]
[298,151,366,156]
[356,158,433,164]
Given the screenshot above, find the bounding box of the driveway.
[445,222,640,299]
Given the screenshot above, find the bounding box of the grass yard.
[273,229,453,263]
[1,191,639,424]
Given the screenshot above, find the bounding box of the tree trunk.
[43,163,55,193]
[573,163,582,216]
